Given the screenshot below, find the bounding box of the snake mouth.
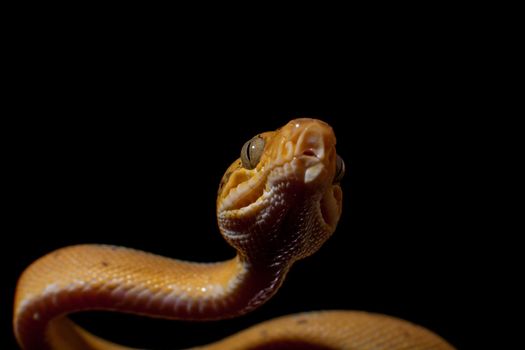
[219,170,269,212]
[218,155,329,213]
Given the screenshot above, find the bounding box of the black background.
[2,21,486,350]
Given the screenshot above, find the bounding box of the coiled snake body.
[13,119,455,349]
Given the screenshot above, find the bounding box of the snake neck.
[231,256,290,316]
[13,245,288,349]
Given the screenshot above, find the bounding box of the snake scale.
[13,118,455,349]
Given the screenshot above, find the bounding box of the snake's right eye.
[334,154,345,183]
[241,135,265,170]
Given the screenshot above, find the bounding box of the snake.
[13,118,455,349]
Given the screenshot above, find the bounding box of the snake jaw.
[218,156,327,214]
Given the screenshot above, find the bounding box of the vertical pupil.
[246,142,252,162]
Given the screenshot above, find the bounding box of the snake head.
[217,118,344,267]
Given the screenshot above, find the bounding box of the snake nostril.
[303,149,317,157]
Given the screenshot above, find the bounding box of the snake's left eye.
[334,154,345,183]
[241,135,265,170]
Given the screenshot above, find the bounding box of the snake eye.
[241,135,265,170]
[334,154,345,183]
